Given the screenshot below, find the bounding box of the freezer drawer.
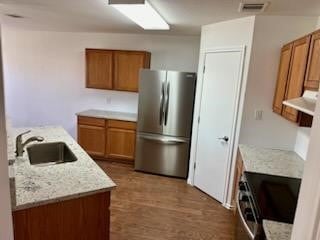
[135,133,190,178]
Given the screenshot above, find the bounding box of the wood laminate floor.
[97,161,236,240]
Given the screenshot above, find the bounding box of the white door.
[194,49,244,203]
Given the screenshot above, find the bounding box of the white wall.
[189,16,319,206]
[291,94,320,240]
[239,16,318,150]
[294,127,311,160]
[188,17,256,202]
[318,16,320,27]
[2,26,200,137]
[0,36,13,239]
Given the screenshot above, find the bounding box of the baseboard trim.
[223,203,234,210]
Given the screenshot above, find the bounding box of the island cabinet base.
[13,192,111,240]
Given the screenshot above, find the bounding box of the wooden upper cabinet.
[114,51,151,92]
[273,43,293,115]
[86,49,151,92]
[86,49,113,89]
[305,30,320,90]
[282,35,311,122]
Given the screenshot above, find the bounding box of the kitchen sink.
[27,142,78,166]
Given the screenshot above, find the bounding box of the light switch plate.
[255,110,263,120]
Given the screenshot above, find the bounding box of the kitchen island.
[8,126,116,240]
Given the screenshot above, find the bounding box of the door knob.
[218,136,229,142]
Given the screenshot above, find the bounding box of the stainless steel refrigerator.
[135,69,197,178]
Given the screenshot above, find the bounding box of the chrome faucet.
[15,130,44,157]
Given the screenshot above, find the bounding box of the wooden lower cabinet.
[232,150,245,213]
[13,192,111,240]
[77,116,137,163]
[106,128,136,161]
[78,124,106,157]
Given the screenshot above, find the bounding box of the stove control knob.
[244,207,252,214]
[239,181,246,191]
[241,194,249,202]
[239,192,249,202]
[244,209,255,222]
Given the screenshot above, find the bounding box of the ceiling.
[0,0,319,35]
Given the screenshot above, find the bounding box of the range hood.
[283,90,318,116]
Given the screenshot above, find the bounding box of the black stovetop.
[244,171,301,224]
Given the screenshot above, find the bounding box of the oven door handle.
[236,192,255,240]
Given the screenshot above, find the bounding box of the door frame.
[0,38,14,239]
[188,46,246,207]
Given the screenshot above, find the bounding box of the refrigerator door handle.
[159,80,165,125]
[138,134,188,145]
[164,80,170,125]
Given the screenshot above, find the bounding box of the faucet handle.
[17,130,31,138]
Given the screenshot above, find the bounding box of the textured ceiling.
[0,0,319,35]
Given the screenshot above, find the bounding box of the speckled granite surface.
[239,144,304,179]
[263,220,292,240]
[10,126,116,211]
[239,144,302,240]
[77,109,137,122]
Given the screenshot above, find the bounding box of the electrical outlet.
[255,110,263,120]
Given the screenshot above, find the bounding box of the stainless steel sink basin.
[27,142,77,166]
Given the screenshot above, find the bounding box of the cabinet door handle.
[139,135,188,145]
[159,80,165,125]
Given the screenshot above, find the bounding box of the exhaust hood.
[283,90,318,116]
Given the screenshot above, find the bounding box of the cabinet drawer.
[108,120,136,130]
[78,116,106,127]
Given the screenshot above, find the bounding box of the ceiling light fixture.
[109,0,170,30]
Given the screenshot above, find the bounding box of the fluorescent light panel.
[110,0,170,30]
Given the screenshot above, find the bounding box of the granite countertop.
[77,109,137,122]
[263,220,293,240]
[238,144,303,240]
[9,126,116,211]
[239,144,304,179]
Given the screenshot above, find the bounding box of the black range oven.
[235,172,301,240]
